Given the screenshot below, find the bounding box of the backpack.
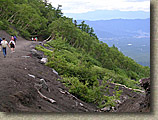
[14,36,17,41]
[10,41,14,45]
[1,41,7,48]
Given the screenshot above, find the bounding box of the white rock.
[101,106,111,111]
[41,58,48,64]
[28,74,35,78]
[52,69,58,75]
[31,49,37,52]
[80,103,84,106]
[49,98,56,103]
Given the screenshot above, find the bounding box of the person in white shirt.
[9,39,16,53]
[1,38,10,58]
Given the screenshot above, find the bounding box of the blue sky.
[49,0,150,20]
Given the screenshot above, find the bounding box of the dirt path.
[0,31,97,112]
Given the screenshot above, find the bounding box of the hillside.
[0,30,97,112]
[77,19,150,66]
[0,30,150,112]
[0,0,150,112]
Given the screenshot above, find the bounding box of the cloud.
[49,0,150,13]
[125,0,149,2]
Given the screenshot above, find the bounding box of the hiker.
[35,37,38,42]
[1,38,10,58]
[31,37,34,41]
[0,37,2,52]
[11,36,14,41]
[14,35,17,43]
[9,39,16,53]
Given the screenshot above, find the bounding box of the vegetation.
[1,0,150,108]
[0,0,62,39]
[35,34,149,107]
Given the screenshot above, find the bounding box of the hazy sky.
[49,0,150,14]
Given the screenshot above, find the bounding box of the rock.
[139,78,150,111]
[115,100,121,104]
[31,49,43,59]
[28,74,35,78]
[30,49,37,53]
[80,103,83,106]
[52,69,58,75]
[38,42,43,45]
[139,78,150,93]
[101,106,111,112]
[40,58,48,64]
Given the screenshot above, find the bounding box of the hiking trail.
[0,30,97,112]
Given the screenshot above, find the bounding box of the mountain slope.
[0,30,97,112]
[0,30,150,112]
[0,0,150,112]
[77,19,150,66]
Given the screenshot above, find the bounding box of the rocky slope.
[0,30,150,112]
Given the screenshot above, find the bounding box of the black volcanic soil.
[0,30,150,112]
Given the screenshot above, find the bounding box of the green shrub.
[0,20,9,30]
[7,27,18,36]
[0,21,4,29]
[59,76,122,108]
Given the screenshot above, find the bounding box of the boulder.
[40,58,48,64]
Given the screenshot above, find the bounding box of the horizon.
[64,10,150,21]
[50,0,150,20]
[74,17,150,21]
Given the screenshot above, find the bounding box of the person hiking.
[14,36,17,43]
[11,36,14,41]
[0,37,2,52]
[31,37,34,41]
[9,39,16,53]
[1,38,10,58]
[35,37,38,42]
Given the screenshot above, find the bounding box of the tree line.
[0,0,62,39]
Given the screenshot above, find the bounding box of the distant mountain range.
[64,10,150,21]
[77,18,150,66]
[77,18,150,38]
